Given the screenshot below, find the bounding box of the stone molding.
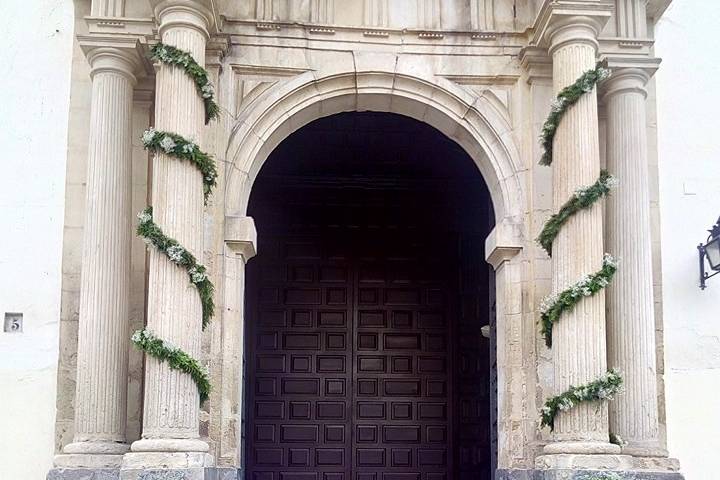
[224,216,257,262]
[485,219,523,270]
[519,46,553,83]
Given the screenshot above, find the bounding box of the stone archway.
[219,64,529,472]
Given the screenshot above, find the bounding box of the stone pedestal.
[538,10,617,456]
[604,62,668,458]
[122,0,215,475]
[53,46,139,470]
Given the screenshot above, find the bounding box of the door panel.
[247,235,353,480]
[246,232,489,480]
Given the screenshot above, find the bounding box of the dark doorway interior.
[245,112,495,480]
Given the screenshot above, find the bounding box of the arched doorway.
[244,112,496,480]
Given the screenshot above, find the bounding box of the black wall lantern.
[698,217,720,289]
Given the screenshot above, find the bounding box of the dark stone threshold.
[49,468,684,480]
[497,469,685,480]
[47,468,240,480]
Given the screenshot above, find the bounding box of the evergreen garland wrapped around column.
[538,64,624,429]
[131,43,219,404]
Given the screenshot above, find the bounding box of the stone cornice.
[86,15,155,36]
[531,0,613,53]
[519,46,552,84]
[647,0,673,22]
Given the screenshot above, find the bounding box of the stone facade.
[50,0,683,478]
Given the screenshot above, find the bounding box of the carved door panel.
[352,235,453,480]
[246,234,354,480]
[246,232,485,480]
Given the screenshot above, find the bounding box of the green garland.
[540,254,618,347]
[133,43,220,405]
[538,65,623,429]
[540,369,623,431]
[131,328,211,403]
[537,170,618,256]
[141,128,218,202]
[540,65,611,166]
[150,43,220,124]
[137,207,215,330]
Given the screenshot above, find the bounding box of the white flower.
[581,76,595,93]
[182,142,196,154]
[201,83,214,99]
[604,174,620,189]
[574,185,589,198]
[559,398,574,411]
[189,266,208,284]
[131,330,144,343]
[142,128,157,146]
[540,293,559,314]
[167,245,185,263]
[541,405,552,416]
[597,67,612,81]
[159,135,177,153]
[603,253,619,269]
[137,210,152,224]
[550,97,567,113]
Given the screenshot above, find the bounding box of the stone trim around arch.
[220,59,532,472]
[224,54,524,224]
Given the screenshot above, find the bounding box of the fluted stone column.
[124,0,214,473]
[543,15,618,456]
[55,47,138,469]
[604,65,666,457]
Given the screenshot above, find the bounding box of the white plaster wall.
[0,1,74,479]
[656,2,720,479]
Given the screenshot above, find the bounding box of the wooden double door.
[245,231,490,480]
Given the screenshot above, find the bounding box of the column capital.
[78,36,147,83]
[225,216,258,262]
[532,1,613,54]
[151,0,218,39]
[600,56,662,100]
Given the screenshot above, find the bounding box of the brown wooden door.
[246,232,457,480]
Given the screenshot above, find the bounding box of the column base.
[54,441,130,469]
[543,441,621,455]
[621,443,669,458]
[48,468,238,480]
